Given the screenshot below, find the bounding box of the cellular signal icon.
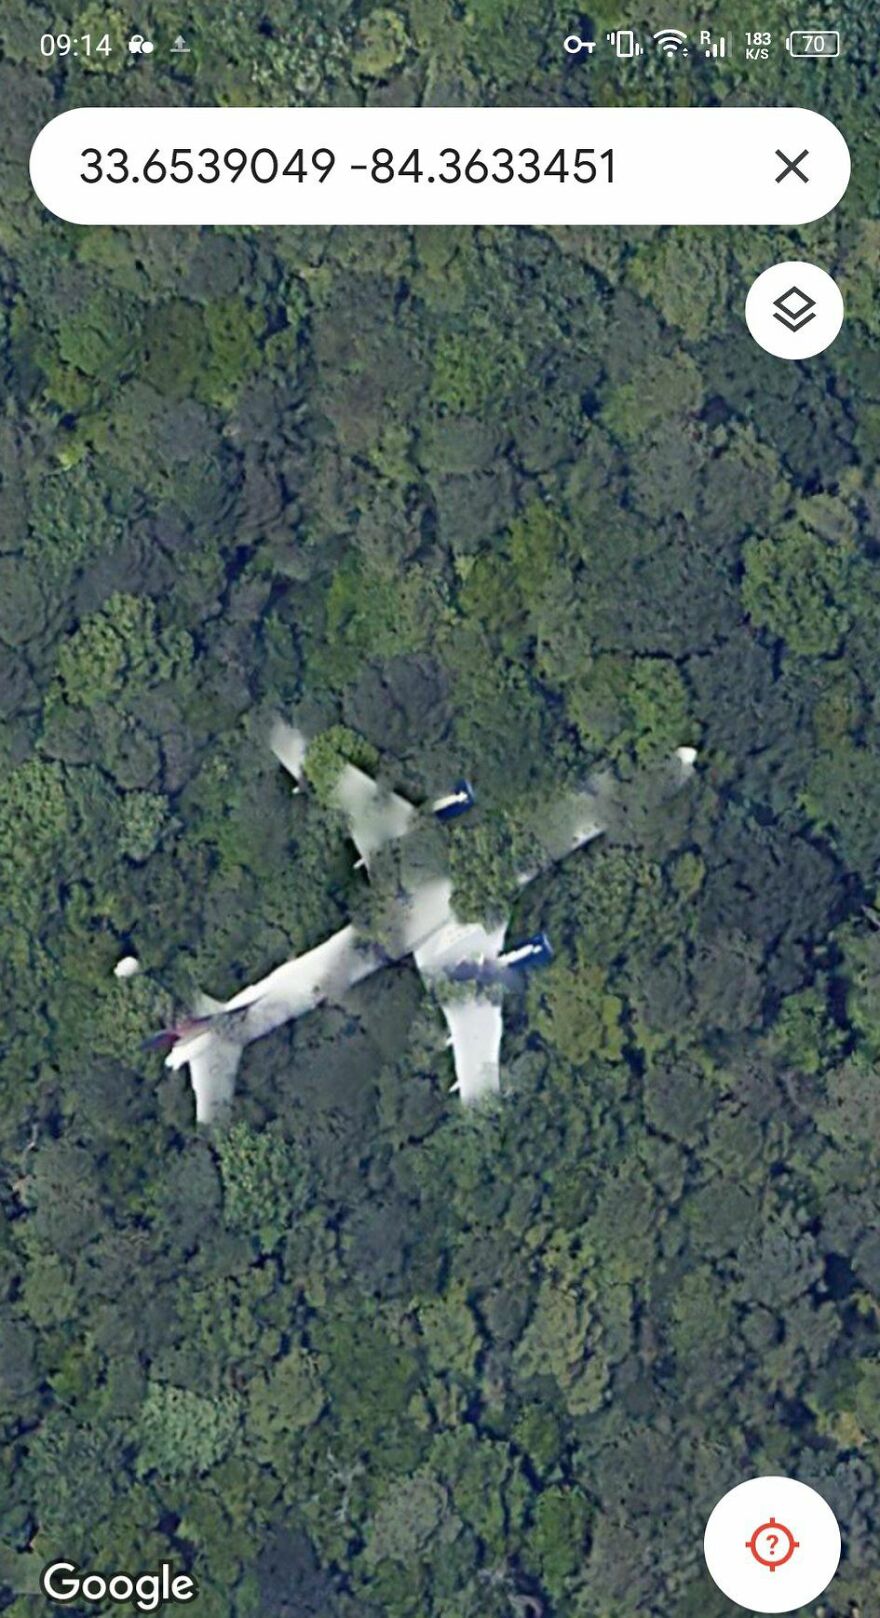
[653,27,688,55]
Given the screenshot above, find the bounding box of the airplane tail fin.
[142,1012,212,1055]
[144,986,223,1050]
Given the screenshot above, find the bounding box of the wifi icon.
[653,27,688,54]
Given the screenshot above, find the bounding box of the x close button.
[775,148,810,183]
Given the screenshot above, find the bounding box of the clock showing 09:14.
[40,32,112,57]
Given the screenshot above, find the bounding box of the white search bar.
[29,107,850,227]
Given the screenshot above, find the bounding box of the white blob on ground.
[113,956,141,979]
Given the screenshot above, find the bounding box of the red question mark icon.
[746,1517,799,1571]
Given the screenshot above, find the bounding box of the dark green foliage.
[2,13,880,1618]
[448,810,540,923]
[53,592,192,710]
[304,724,380,804]
[135,1382,242,1479]
[742,522,859,656]
[215,1122,308,1250]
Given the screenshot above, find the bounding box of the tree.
[362,1467,453,1567]
[531,947,625,1066]
[567,654,691,764]
[523,1485,592,1605]
[215,1123,307,1252]
[448,811,539,924]
[769,985,844,1075]
[53,592,192,710]
[742,522,857,657]
[247,1347,326,1462]
[601,353,703,447]
[135,1383,241,1479]
[418,1283,482,1381]
[304,725,379,804]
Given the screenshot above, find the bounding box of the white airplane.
[155,720,697,1124]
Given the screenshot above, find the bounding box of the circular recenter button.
[704,1476,841,1613]
[746,260,844,359]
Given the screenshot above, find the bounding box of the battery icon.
[785,30,840,56]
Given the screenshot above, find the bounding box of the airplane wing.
[270,718,417,871]
[330,763,417,871]
[414,917,508,1103]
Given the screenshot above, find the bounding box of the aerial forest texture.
[1,1,880,1614]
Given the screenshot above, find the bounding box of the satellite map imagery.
[1,2,879,1615]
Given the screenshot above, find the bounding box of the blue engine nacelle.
[432,779,476,822]
[499,932,554,974]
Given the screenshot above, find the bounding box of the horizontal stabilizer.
[164,1021,243,1124]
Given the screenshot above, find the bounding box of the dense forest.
[1,1,880,1613]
